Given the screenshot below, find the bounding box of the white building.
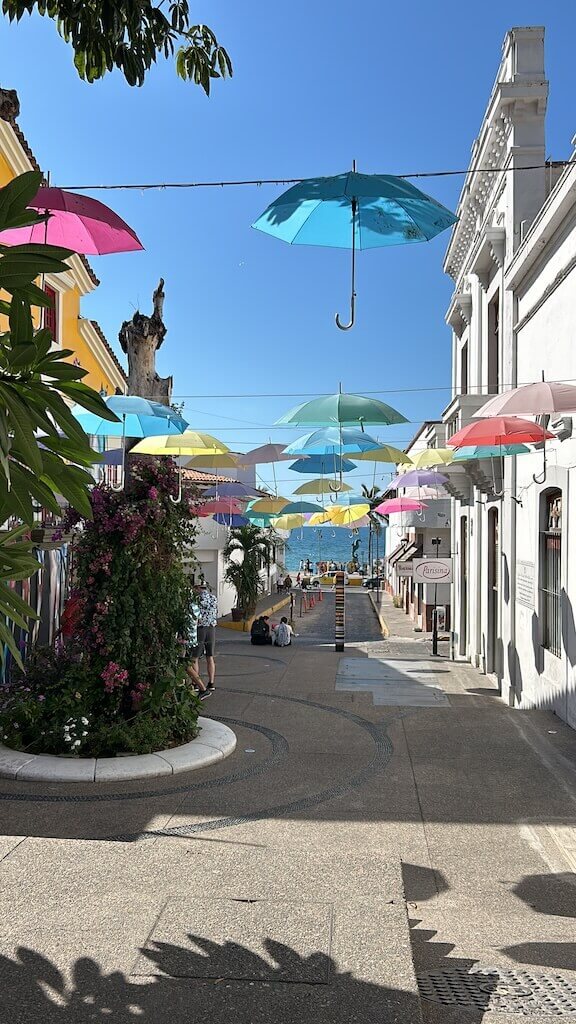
[442,26,576,728]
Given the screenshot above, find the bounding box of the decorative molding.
[455,292,473,325]
[486,227,506,268]
[78,318,127,392]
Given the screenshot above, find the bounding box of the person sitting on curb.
[250,615,273,645]
[273,616,294,647]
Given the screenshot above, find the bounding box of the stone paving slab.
[336,656,451,707]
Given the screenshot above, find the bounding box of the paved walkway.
[2,591,576,1020]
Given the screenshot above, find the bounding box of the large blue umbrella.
[253,165,457,329]
[289,456,357,474]
[72,395,188,438]
[213,513,249,527]
[284,426,380,457]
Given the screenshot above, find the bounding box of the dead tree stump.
[119,278,173,405]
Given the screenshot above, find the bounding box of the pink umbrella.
[474,379,576,418]
[239,443,297,466]
[0,187,143,255]
[375,498,428,514]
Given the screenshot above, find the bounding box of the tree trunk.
[119,278,172,404]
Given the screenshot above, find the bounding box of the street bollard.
[335,570,345,652]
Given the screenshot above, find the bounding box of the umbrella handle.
[335,197,357,331]
[532,441,547,485]
[169,463,183,504]
[491,455,505,497]
[110,415,126,491]
[328,480,342,495]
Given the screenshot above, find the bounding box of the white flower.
[72,739,81,748]
[64,735,72,743]
[82,731,88,737]
[81,717,89,726]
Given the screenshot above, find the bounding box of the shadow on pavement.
[0,939,424,1023]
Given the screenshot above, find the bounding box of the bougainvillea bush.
[0,459,202,757]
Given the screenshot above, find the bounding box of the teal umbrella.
[276,388,407,429]
[289,455,357,474]
[253,163,457,329]
[281,500,325,514]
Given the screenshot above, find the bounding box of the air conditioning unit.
[550,416,573,442]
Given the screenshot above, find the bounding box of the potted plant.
[224,525,273,624]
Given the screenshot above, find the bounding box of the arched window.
[539,489,562,657]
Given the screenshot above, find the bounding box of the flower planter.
[0,717,236,783]
[231,607,245,622]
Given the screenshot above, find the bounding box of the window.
[460,342,468,395]
[44,285,59,343]
[446,417,458,440]
[539,490,562,657]
[487,293,499,394]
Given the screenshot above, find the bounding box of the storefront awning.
[400,541,422,563]
[387,540,408,566]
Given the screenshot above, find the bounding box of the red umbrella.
[448,417,554,448]
[0,187,143,255]
[198,499,243,517]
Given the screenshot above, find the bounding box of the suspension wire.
[58,160,571,192]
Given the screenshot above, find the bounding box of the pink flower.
[148,487,159,500]
[101,661,129,693]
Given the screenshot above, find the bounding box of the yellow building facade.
[0,107,127,395]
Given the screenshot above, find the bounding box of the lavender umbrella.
[389,469,449,489]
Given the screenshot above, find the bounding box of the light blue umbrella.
[453,444,530,461]
[284,426,380,457]
[72,396,188,493]
[72,395,188,438]
[289,455,357,475]
[253,164,457,329]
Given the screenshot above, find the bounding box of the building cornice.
[505,159,576,290]
[78,318,127,392]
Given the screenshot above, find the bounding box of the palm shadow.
[0,937,424,1023]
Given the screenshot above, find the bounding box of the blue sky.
[2,3,576,494]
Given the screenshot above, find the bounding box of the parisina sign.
[412,558,453,584]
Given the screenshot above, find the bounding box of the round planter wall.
[0,717,236,783]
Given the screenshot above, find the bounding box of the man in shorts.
[192,582,218,693]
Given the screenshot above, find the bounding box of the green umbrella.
[276,388,407,429]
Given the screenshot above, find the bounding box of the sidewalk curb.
[368,592,390,638]
[218,595,291,633]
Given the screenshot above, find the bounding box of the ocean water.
[283,526,386,572]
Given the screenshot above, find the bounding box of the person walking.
[192,582,218,693]
[184,589,209,698]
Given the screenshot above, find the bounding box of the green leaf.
[0,618,25,669]
[1,583,38,621]
[0,170,42,232]
[8,294,32,346]
[0,383,43,476]
[55,380,120,421]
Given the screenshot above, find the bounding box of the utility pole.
[431,536,442,656]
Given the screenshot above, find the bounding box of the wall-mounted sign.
[413,558,453,584]
[516,560,535,609]
[396,562,413,576]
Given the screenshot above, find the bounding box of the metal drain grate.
[417,966,576,1015]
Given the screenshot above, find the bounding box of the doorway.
[459,516,468,656]
[487,507,501,677]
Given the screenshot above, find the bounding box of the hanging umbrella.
[73,396,188,438]
[333,494,372,507]
[238,443,297,465]
[245,512,275,527]
[375,498,427,514]
[308,511,334,525]
[294,478,353,495]
[280,500,325,514]
[474,378,576,418]
[270,513,306,531]
[213,513,249,527]
[253,165,457,329]
[289,456,358,474]
[204,482,263,498]
[354,445,412,464]
[283,426,380,457]
[448,417,554,448]
[276,389,407,428]
[198,500,243,516]
[185,453,240,469]
[329,504,370,526]
[132,430,229,457]
[249,497,289,515]
[408,448,454,469]
[390,469,449,489]
[452,444,530,461]
[0,187,143,254]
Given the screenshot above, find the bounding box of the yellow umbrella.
[308,510,333,525]
[409,447,454,469]
[185,453,240,469]
[249,496,289,515]
[329,504,370,526]
[271,513,305,530]
[293,477,353,495]
[132,430,229,456]
[354,445,411,464]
